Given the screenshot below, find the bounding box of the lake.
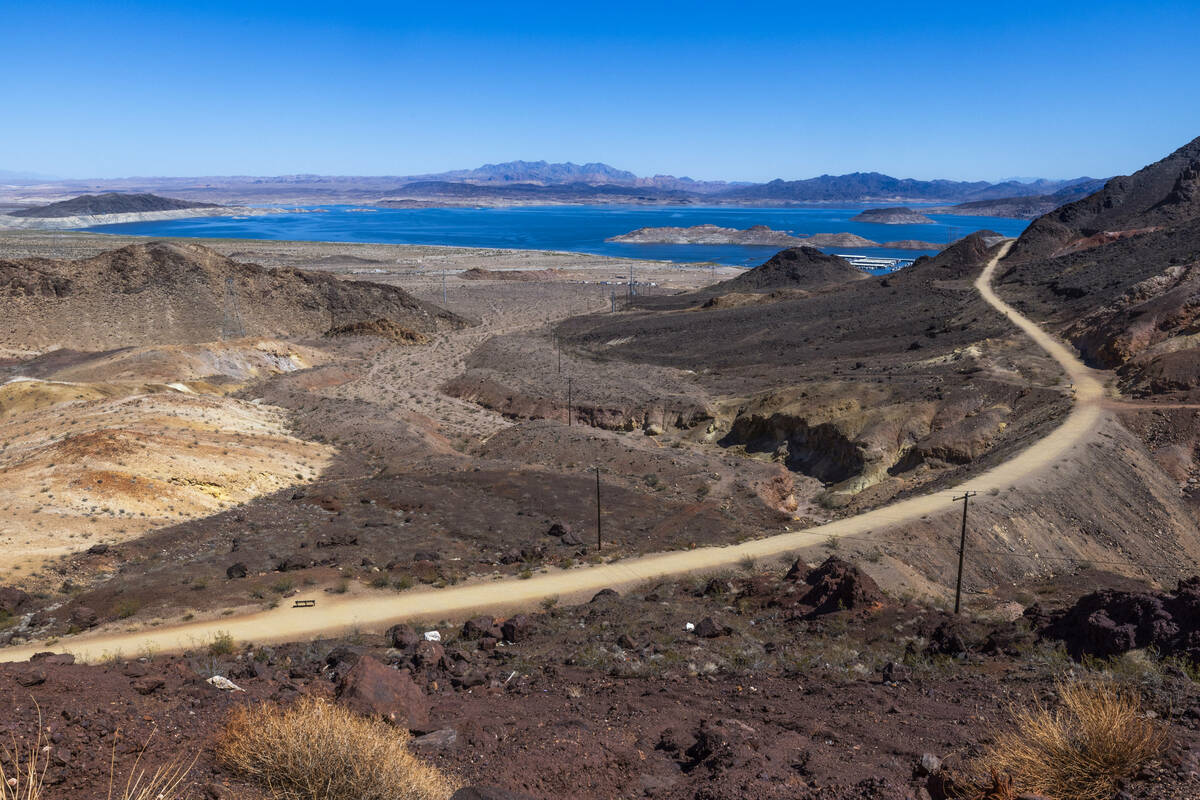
[86,204,1030,267]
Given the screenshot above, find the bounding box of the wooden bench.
[292,599,316,608]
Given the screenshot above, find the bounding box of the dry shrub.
[217,697,458,800]
[2,715,193,800]
[969,680,1168,800]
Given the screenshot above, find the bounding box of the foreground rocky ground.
[3,560,1198,799]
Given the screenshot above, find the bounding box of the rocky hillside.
[996,136,1200,398]
[0,241,470,351]
[720,247,867,292]
[1009,135,1200,261]
[7,192,218,218]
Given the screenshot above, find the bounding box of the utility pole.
[567,376,572,427]
[610,290,616,312]
[556,333,561,374]
[442,268,447,304]
[952,491,977,614]
[595,466,602,551]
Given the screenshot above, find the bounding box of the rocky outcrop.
[1038,577,1200,663]
[1010,135,1200,261]
[719,247,867,292]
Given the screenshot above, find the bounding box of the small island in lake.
[850,206,936,224]
[607,223,941,250]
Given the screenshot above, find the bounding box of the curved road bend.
[1,241,1110,663]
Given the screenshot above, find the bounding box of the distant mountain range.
[0,160,1104,212]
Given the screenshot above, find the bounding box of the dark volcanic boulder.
[461,615,502,640]
[225,562,248,579]
[1039,577,1200,664]
[693,617,731,639]
[335,656,429,729]
[69,605,99,629]
[501,614,533,643]
[386,623,421,652]
[798,557,887,617]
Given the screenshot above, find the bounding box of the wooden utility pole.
[442,268,447,304]
[556,333,561,374]
[567,376,572,427]
[952,491,977,614]
[595,466,602,551]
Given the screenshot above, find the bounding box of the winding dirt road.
[0,241,1110,662]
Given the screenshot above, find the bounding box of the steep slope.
[1009,136,1200,261]
[996,136,1200,399]
[7,193,218,218]
[0,241,470,352]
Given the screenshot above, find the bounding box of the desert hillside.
[0,241,470,353]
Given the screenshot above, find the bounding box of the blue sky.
[2,1,1198,181]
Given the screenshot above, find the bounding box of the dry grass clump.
[2,718,193,800]
[968,680,1168,800]
[217,697,458,800]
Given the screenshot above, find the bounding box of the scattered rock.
[86,543,109,555]
[411,728,458,750]
[335,656,429,729]
[501,615,533,643]
[915,752,942,777]
[461,616,502,640]
[693,617,730,639]
[590,588,619,602]
[225,562,248,579]
[13,667,46,687]
[29,652,73,666]
[881,661,911,684]
[132,677,165,695]
[69,605,99,629]
[386,623,421,652]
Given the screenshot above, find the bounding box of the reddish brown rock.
[335,655,429,729]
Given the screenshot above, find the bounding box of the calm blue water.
[86,205,1029,267]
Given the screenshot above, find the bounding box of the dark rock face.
[1041,576,1200,663]
[797,557,887,617]
[334,655,430,729]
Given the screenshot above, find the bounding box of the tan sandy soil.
[0,340,336,573]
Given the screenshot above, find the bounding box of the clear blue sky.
[3,0,1198,182]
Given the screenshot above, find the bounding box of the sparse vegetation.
[218,696,459,800]
[966,680,1168,800]
[208,630,236,655]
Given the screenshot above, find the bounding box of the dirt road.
[0,241,1111,662]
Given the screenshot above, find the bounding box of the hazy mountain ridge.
[0,161,1107,208]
